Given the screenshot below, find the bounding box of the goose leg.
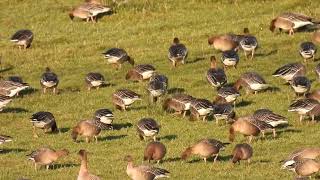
[95,136,98,143]
[85,137,89,143]
[202,116,206,122]
[33,126,39,138]
[272,129,276,138]
[87,86,91,91]
[311,114,315,123]
[261,131,265,139]
[43,87,46,94]
[248,135,253,143]
[182,111,187,117]
[299,115,303,123]
[247,158,251,164]
[34,163,37,171]
[153,136,157,141]
[213,154,218,163]
[244,51,248,60]
[46,165,49,170]
[53,87,57,94]
[251,49,255,60]
[203,157,207,163]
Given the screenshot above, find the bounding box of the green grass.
[0,0,320,179]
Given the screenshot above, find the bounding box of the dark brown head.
[124,155,133,162]
[69,10,74,20]
[127,56,135,66]
[181,147,192,160]
[45,67,51,72]
[210,56,217,69]
[71,126,79,142]
[78,149,87,157]
[51,121,59,133]
[243,28,250,34]
[208,36,217,45]
[269,19,276,32]
[173,37,180,44]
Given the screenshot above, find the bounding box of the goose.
[221,50,239,69]
[69,6,92,22]
[234,72,269,94]
[232,143,253,164]
[150,74,168,89]
[206,56,227,88]
[0,80,29,97]
[125,155,170,180]
[85,72,105,90]
[208,34,238,51]
[239,28,258,60]
[137,118,160,141]
[147,79,167,103]
[126,64,156,81]
[273,63,306,83]
[10,29,33,49]
[144,141,167,164]
[0,95,12,112]
[290,76,311,96]
[94,108,114,130]
[283,159,320,178]
[27,147,69,170]
[252,109,288,137]
[71,3,111,22]
[168,37,188,67]
[0,135,12,145]
[282,147,320,169]
[288,98,320,123]
[316,63,320,80]
[306,90,320,102]
[212,103,235,124]
[190,98,214,121]
[40,67,59,94]
[270,12,317,35]
[181,138,228,163]
[216,86,240,108]
[85,0,102,5]
[299,42,317,63]
[77,149,101,180]
[30,112,59,138]
[71,120,102,143]
[112,89,141,110]
[102,48,134,69]
[312,31,320,44]
[162,94,194,117]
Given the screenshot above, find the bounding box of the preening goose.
[168,37,188,67]
[10,29,33,49]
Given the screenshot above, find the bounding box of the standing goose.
[125,155,170,180]
[0,80,29,97]
[190,98,214,121]
[208,34,238,51]
[168,37,188,67]
[282,147,320,169]
[288,98,320,123]
[85,72,105,91]
[212,103,235,124]
[144,141,167,164]
[283,159,320,178]
[150,74,168,89]
[299,42,317,62]
[0,95,12,112]
[162,94,194,117]
[181,138,228,163]
[126,64,156,82]
[270,12,316,35]
[137,118,160,141]
[252,109,288,137]
[71,120,102,143]
[69,6,92,22]
[147,79,167,103]
[94,109,114,130]
[234,72,269,94]
[40,67,59,94]
[221,50,239,69]
[239,28,258,60]
[30,112,59,138]
[312,31,320,44]
[273,63,306,83]
[77,149,100,180]
[112,89,141,110]
[10,29,33,49]
[216,86,240,108]
[232,143,253,164]
[102,48,134,69]
[290,76,311,96]
[207,56,227,88]
[27,147,69,170]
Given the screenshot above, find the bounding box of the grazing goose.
[290,76,311,96]
[0,80,29,97]
[163,94,194,117]
[72,3,111,22]
[270,12,316,35]
[283,159,320,178]
[27,147,69,170]
[10,29,33,49]
[282,148,320,169]
[288,98,320,123]
[125,155,170,180]
[299,42,317,62]
[112,89,141,110]
[252,109,288,137]
[102,48,134,69]
[137,118,160,141]
[0,135,12,145]
[30,112,59,138]
[221,50,239,69]
[232,143,253,164]
[312,31,320,44]
[207,56,227,88]
[208,34,238,51]
[85,72,105,90]
[181,138,228,163]
[234,72,269,94]
[190,98,214,121]
[8,76,24,84]
[168,37,188,67]
[144,141,167,164]
[0,95,12,112]
[94,109,114,130]
[126,64,156,82]
[239,28,258,60]
[150,74,168,89]
[273,63,306,83]
[77,149,100,180]
[71,120,102,143]
[216,86,240,108]
[69,6,92,22]
[40,67,59,94]
[306,90,320,102]
[229,116,273,143]
[147,79,167,103]
[212,103,235,124]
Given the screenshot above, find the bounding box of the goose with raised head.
[168,37,188,67]
[77,149,100,180]
[207,56,227,88]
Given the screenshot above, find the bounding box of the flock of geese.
[2,0,320,179]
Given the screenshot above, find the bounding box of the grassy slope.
[0,0,320,179]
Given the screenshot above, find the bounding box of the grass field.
[0,0,320,179]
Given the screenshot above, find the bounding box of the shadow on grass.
[277,129,302,136]
[49,163,79,170]
[113,123,133,130]
[2,107,28,113]
[0,65,14,73]
[59,127,70,133]
[61,87,81,93]
[168,88,185,94]
[187,57,206,64]
[99,134,127,141]
[0,148,27,154]
[255,50,278,57]
[163,157,181,163]
[129,106,147,111]
[267,86,281,93]
[236,100,253,107]
[218,155,233,162]
[19,88,38,97]
[160,134,177,141]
